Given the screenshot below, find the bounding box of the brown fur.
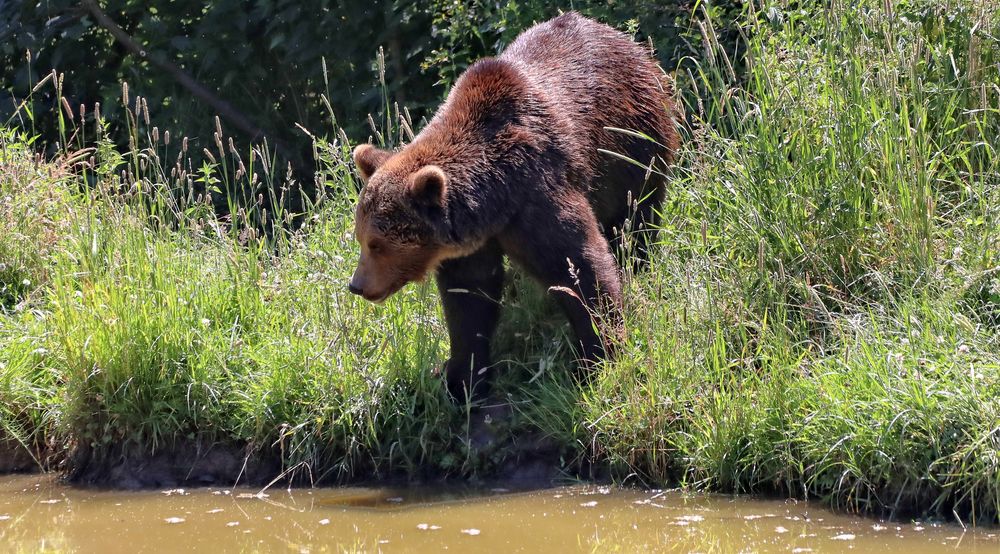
[349,12,679,398]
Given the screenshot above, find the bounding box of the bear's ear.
[407,165,448,208]
[353,144,392,182]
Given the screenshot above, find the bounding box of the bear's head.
[348,144,452,303]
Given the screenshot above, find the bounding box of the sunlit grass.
[0,0,998,523]
[579,0,1000,522]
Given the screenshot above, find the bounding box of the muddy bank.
[65,443,567,491]
[66,441,284,489]
[0,440,39,474]
[59,400,576,490]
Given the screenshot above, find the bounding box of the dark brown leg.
[501,199,623,377]
[436,239,504,400]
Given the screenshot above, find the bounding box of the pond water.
[0,475,995,553]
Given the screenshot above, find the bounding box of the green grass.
[2,0,1000,523]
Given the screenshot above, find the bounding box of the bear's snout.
[348,271,371,299]
[347,281,364,296]
[348,268,394,303]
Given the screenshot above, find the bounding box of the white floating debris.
[791,549,813,553]
[0,515,10,521]
[319,519,330,526]
[743,515,763,520]
[461,529,481,536]
[775,526,788,534]
[207,508,224,514]
[227,522,239,527]
[39,499,61,504]
[675,515,704,522]
[914,526,925,531]
[161,489,186,496]
[832,533,855,541]
[580,501,598,507]
[164,517,185,524]
[872,524,886,531]
[417,523,442,531]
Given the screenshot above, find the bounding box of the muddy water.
[0,475,996,553]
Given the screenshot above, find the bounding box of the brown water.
[0,475,996,553]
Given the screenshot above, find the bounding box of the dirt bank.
[58,399,575,489]
[0,440,41,474]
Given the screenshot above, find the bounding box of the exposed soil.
[65,442,285,490]
[51,397,575,490]
[0,440,39,474]
[463,400,575,487]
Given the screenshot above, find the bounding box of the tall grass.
[0,0,999,523]
[2,87,467,481]
[582,0,1000,522]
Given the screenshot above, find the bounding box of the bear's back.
[499,12,677,177]
[403,12,678,221]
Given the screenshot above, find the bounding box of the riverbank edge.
[0,431,991,527]
[0,401,577,490]
[0,441,38,475]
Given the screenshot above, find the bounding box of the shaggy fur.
[349,12,679,398]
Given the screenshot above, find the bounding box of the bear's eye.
[368,241,383,255]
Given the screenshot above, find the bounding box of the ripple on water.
[0,476,995,553]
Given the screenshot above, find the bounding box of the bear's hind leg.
[436,239,504,400]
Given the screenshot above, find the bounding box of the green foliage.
[4,0,432,165]
[1,0,744,178]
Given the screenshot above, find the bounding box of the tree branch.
[79,0,274,147]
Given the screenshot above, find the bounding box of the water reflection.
[0,475,995,553]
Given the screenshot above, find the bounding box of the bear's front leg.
[435,240,505,400]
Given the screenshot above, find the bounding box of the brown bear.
[348,11,679,399]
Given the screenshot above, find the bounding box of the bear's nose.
[348,282,364,296]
